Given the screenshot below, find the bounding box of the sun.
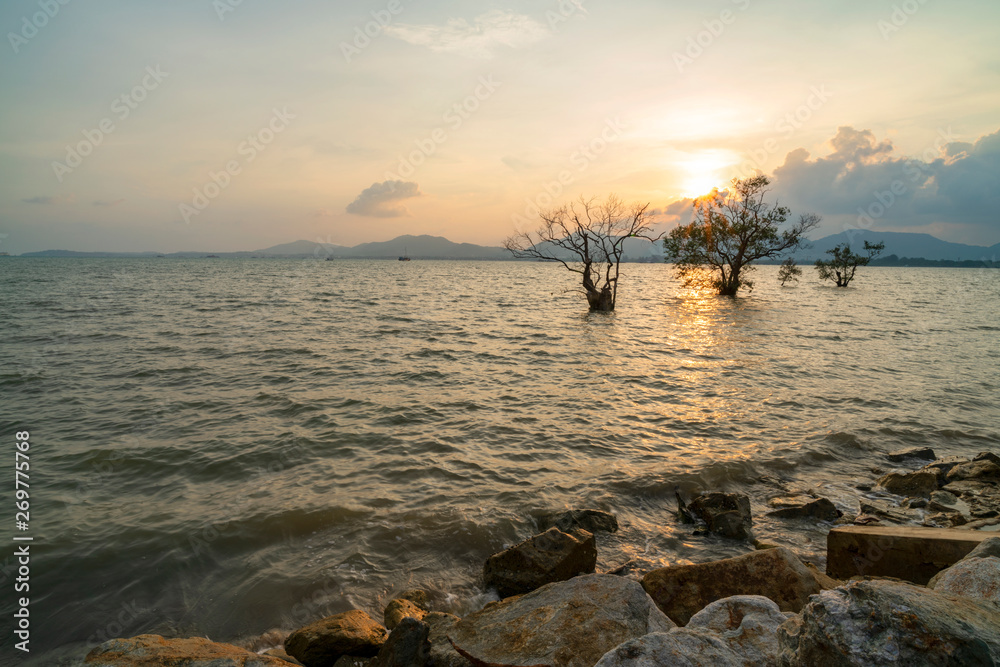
[677,150,738,198]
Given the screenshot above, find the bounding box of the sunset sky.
[2,0,999,253]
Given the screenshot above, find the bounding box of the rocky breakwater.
[85,471,1000,667]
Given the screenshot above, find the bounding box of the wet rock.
[372,617,430,667]
[595,632,740,667]
[902,497,928,509]
[265,648,304,665]
[285,610,388,667]
[383,598,428,631]
[766,497,841,522]
[876,470,938,497]
[687,493,754,540]
[448,573,673,667]
[886,447,936,463]
[857,499,918,525]
[975,451,1000,466]
[641,547,832,626]
[482,526,596,598]
[538,508,619,534]
[918,457,969,485]
[777,580,1000,666]
[963,535,1000,559]
[84,634,290,666]
[947,459,1000,482]
[607,556,669,581]
[422,612,471,667]
[684,595,787,666]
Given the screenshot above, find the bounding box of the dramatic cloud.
[385,10,548,59]
[769,126,1000,240]
[346,180,422,218]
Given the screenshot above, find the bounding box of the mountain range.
[16,231,1000,262]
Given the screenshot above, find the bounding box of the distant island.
[13,231,1000,265]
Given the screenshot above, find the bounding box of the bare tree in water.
[504,196,659,312]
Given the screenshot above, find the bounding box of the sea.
[1,258,998,664]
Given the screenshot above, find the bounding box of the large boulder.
[448,573,674,667]
[928,536,1000,603]
[877,471,938,497]
[688,493,753,540]
[642,547,832,625]
[285,610,388,667]
[372,617,430,667]
[482,526,596,598]
[85,634,290,666]
[777,580,1000,666]
[538,508,619,534]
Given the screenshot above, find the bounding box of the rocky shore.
[84,450,1000,666]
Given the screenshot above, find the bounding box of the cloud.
[768,126,1000,242]
[385,10,548,59]
[346,180,422,218]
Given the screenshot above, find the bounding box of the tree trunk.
[586,286,615,311]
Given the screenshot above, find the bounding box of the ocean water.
[1,258,998,663]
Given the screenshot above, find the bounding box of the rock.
[422,612,471,667]
[886,447,936,463]
[606,557,668,580]
[766,497,842,522]
[903,497,928,509]
[826,525,994,584]
[947,459,1000,482]
[265,648,304,665]
[687,493,754,540]
[684,595,787,666]
[918,457,969,485]
[393,589,429,608]
[84,635,290,666]
[857,498,919,524]
[930,556,1000,603]
[383,598,428,631]
[594,632,740,667]
[448,573,674,667]
[285,610,388,667]
[876,470,938,497]
[963,535,1000,559]
[372,617,430,667]
[538,508,619,534]
[975,451,1000,465]
[482,526,597,598]
[641,547,831,626]
[777,580,1000,666]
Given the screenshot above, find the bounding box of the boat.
[398,246,411,261]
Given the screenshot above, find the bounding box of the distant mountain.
[791,230,998,262]
[17,231,998,262]
[344,234,508,259]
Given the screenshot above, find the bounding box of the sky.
[1,0,999,253]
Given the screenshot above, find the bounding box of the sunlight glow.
[678,151,737,198]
